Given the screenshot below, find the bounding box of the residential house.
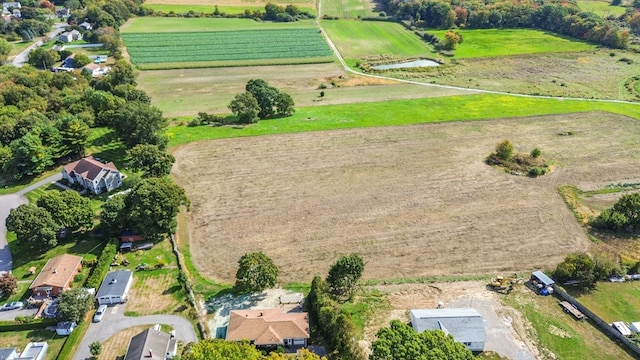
[226,309,309,348]
[2,2,20,17]
[96,270,133,305]
[55,7,70,18]
[55,321,76,336]
[0,348,17,360]
[93,55,107,63]
[15,342,47,360]
[58,30,82,43]
[123,327,177,360]
[61,156,123,194]
[410,308,486,352]
[79,21,92,30]
[82,63,110,78]
[29,254,82,298]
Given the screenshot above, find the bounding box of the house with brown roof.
[62,156,123,195]
[30,254,82,298]
[226,309,309,348]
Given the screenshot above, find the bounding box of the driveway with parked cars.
[0,306,38,321]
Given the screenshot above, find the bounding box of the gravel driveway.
[74,304,198,360]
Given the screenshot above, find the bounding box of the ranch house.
[226,309,309,348]
[62,156,123,195]
[30,254,82,298]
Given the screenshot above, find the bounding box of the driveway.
[11,22,67,67]
[0,307,38,321]
[0,173,62,272]
[74,304,198,360]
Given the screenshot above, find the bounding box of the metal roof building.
[410,308,486,352]
[531,270,555,287]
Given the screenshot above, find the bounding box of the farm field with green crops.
[321,20,435,64]
[428,29,596,58]
[122,27,332,68]
[121,17,317,33]
[576,0,626,17]
[320,0,377,18]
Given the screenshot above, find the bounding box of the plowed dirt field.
[172,112,640,283]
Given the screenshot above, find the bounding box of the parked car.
[1,301,24,311]
[93,305,107,322]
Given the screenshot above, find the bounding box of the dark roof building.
[410,308,486,352]
[123,328,177,360]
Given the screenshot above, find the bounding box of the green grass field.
[577,0,627,17]
[573,282,640,323]
[122,28,332,66]
[429,29,597,58]
[142,4,314,15]
[166,93,640,147]
[121,17,317,33]
[320,0,377,18]
[321,20,435,64]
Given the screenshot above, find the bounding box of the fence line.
[553,285,640,357]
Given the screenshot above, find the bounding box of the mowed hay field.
[171,112,640,284]
[142,0,316,15]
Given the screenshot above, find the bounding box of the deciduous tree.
[0,38,12,64]
[234,252,279,294]
[0,273,18,297]
[125,178,189,240]
[127,144,175,178]
[228,92,260,124]
[181,339,262,360]
[37,190,94,232]
[5,132,53,180]
[370,320,473,360]
[57,287,93,323]
[326,253,364,301]
[6,204,58,250]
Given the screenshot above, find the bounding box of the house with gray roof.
[410,308,486,352]
[96,270,133,305]
[0,348,17,360]
[124,327,177,360]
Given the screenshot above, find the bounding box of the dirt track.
[172,112,640,284]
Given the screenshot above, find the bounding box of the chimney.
[148,349,153,358]
[259,312,263,317]
[53,269,57,274]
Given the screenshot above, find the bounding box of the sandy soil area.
[172,112,640,284]
[368,281,539,360]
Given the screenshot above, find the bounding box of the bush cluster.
[592,193,640,233]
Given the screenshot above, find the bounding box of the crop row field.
[122,28,332,68]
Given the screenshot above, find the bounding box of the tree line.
[382,0,631,48]
[142,3,315,23]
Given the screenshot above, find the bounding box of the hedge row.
[0,318,56,332]
[85,240,117,289]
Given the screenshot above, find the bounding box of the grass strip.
[166,93,640,147]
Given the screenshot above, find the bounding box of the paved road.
[0,307,38,321]
[74,303,198,360]
[0,173,62,272]
[11,22,67,67]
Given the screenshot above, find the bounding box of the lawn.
[577,0,627,17]
[121,17,317,33]
[428,29,596,58]
[503,286,635,360]
[571,282,640,323]
[165,93,640,147]
[320,0,377,18]
[0,328,66,359]
[321,20,435,64]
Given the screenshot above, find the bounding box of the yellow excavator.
[489,274,524,294]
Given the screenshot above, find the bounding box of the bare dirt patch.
[172,112,640,284]
[367,281,539,360]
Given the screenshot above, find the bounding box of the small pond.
[371,59,440,70]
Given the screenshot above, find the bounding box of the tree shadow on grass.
[162,285,181,295]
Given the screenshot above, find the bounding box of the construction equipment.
[489,274,524,294]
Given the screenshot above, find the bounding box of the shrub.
[528,166,547,177]
[530,147,541,158]
[495,140,514,161]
